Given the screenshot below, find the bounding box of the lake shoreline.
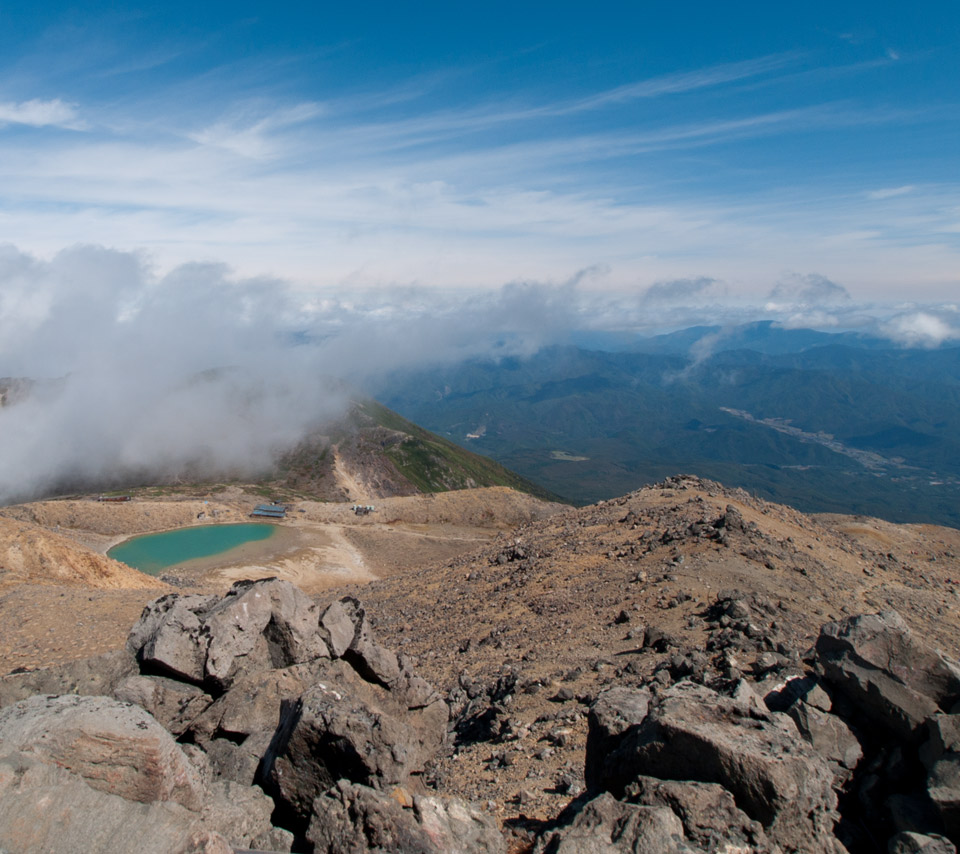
[108,523,300,575]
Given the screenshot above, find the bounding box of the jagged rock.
[306,781,506,854]
[114,674,212,736]
[927,754,960,841]
[189,661,318,741]
[0,649,137,710]
[0,694,205,810]
[338,597,403,687]
[127,580,332,693]
[0,749,230,854]
[731,678,770,716]
[585,687,651,790]
[306,781,431,854]
[322,597,361,658]
[816,611,960,741]
[623,776,780,853]
[787,700,863,772]
[262,658,447,823]
[202,579,329,689]
[588,681,841,853]
[922,715,960,771]
[414,793,507,853]
[200,780,285,850]
[533,792,692,853]
[889,831,957,853]
[187,661,324,784]
[128,593,217,684]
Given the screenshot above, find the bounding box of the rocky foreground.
[0,572,958,853]
[2,475,960,853]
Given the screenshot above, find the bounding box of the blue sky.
[1,1,958,300]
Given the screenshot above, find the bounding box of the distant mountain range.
[377,322,960,528]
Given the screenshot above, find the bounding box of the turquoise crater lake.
[108,523,276,575]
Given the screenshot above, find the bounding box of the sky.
[1,1,958,300]
[2,2,960,499]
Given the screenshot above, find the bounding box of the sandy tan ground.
[0,487,561,672]
[2,475,958,832]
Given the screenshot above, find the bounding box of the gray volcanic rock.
[414,793,507,853]
[128,593,217,684]
[585,687,651,791]
[262,658,448,822]
[623,776,779,853]
[187,661,325,784]
[889,832,958,853]
[921,715,960,771]
[200,780,290,851]
[0,750,231,854]
[0,649,137,710]
[340,597,403,687]
[114,673,213,736]
[322,597,362,658]
[816,611,960,741]
[588,681,841,853]
[127,579,332,692]
[202,578,330,689]
[786,700,863,774]
[533,792,693,854]
[0,694,205,811]
[306,781,505,854]
[927,754,960,842]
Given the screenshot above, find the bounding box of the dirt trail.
[333,450,369,502]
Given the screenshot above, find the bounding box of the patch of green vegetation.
[357,399,564,503]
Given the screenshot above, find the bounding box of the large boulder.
[585,686,651,791]
[786,700,863,778]
[623,776,779,853]
[816,612,960,741]
[128,593,218,684]
[262,658,448,823]
[306,781,506,854]
[202,578,330,689]
[588,681,840,853]
[532,792,693,854]
[187,661,325,784]
[201,780,293,852]
[114,674,213,736]
[127,579,332,692]
[0,750,231,854]
[0,694,205,810]
[0,649,137,710]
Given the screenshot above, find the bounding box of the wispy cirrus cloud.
[867,185,915,200]
[0,98,82,129]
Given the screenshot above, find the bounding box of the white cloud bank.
[1,244,958,503]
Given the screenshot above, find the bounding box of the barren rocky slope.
[349,476,960,835]
[1,475,959,852]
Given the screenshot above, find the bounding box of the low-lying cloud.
[1,244,957,504]
[0,245,593,503]
[767,272,851,305]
